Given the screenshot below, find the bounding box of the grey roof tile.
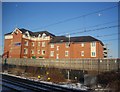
[50,36,104,45]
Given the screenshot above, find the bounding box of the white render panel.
[91,42,96,57]
[5,35,13,39]
[22,35,50,41]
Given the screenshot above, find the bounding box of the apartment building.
[3,28,55,58]
[3,28,106,59]
[49,36,104,59]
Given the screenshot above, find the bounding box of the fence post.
[98,59,100,75]
[117,58,120,72]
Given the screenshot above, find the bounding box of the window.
[24,48,28,54]
[42,42,45,47]
[42,50,45,55]
[81,51,84,56]
[56,54,59,59]
[31,50,34,54]
[23,56,27,58]
[51,44,54,48]
[38,34,41,38]
[91,42,96,47]
[25,31,29,37]
[91,52,96,57]
[65,51,69,56]
[32,42,34,46]
[81,43,84,47]
[24,40,28,46]
[57,46,59,50]
[50,51,54,57]
[38,42,40,46]
[66,42,69,48]
[38,50,40,54]
[42,33,46,38]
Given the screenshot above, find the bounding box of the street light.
[66,33,70,81]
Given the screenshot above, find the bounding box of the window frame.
[65,51,69,57]
[31,50,34,54]
[91,52,96,57]
[81,51,84,56]
[91,42,96,47]
[42,42,46,47]
[24,48,28,54]
[50,51,54,57]
[65,42,69,48]
[32,42,34,46]
[42,50,45,55]
[38,50,40,54]
[24,40,28,46]
[57,46,59,50]
[50,44,54,48]
[81,43,84,47]
[38,42,40,46]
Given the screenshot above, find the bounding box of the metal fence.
[2,58,120,72]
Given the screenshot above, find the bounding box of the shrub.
[39,56,43,58]
[32,56,36,59]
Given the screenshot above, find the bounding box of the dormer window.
[25,34,28,37]
[38,34,41,38]
[14,30,19,35]
[14,31,18,35]
[42,33,46,38]
[25,31,30,37]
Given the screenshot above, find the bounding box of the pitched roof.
[4,32,12,35]
[4,28,55,37]
[50,36,69,43]
[19,28,34,36]
[33,31,55,37]
[50,36,104,45]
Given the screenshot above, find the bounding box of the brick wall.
[4,29,104,59]
[49,42,104,59]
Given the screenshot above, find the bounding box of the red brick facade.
[3,28,105,59]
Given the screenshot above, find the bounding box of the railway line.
[1,74,89,92]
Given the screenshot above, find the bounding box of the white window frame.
[38,42,40,46]
[42,33,46,39]
[81,43,84,47]
[51,44,54,48]
[65,51,69,57]
[57,46,59,50]
[50,51,54,57]
[42,42,45,47]
[38,50,40,54]
[32,42,34,46]
[56,54,59,59]
[81,51,84,56]
[65,42,69,48]
[24,40,28,46]
[42,50,45,55]
[91,52,96,57]
[23,56,27,58]
[91,42,96,47]
[24,48,28,54]
[31,50,34,54]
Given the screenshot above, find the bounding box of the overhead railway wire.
[32,5,117,31]
[57,20,118,35]
[61,25,120,36]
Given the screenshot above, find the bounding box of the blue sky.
[2,2,119,58]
